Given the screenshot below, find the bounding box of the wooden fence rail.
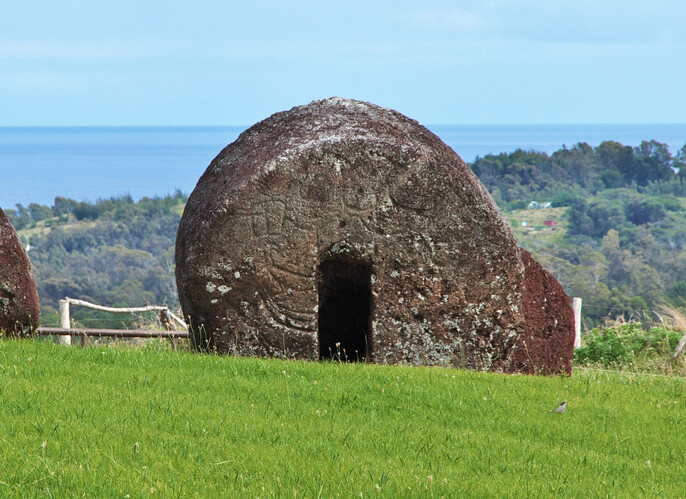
[47,297,189,349]
[36,326,189,350]
[36,327,189,339]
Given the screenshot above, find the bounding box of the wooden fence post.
[160,309,177,351]
[59,299,72,346]
[572,297,582,349]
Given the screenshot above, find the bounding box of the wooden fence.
[35,297,188,349]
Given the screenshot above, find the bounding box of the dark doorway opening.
[317,259,372,362]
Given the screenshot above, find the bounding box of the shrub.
[574,323,681,367]
[551,191,579,207]
[656,194,684,212]
[625,198,665,225]
[507,199,528,211]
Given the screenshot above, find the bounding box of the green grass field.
[0,339,684,497]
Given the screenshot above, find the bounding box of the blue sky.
[2,0,685,126]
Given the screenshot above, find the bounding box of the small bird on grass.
[549,401,566,414]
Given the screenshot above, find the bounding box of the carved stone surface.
[0,208,40,335]
[176,97,573,372]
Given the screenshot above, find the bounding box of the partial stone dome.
[0,208,40,335]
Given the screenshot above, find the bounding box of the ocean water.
[1,124,685,209]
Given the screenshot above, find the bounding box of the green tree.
[587,199,626,237]
[625,198,665,225]
[595,141,635,188]
[633,140,675,186]
[552,142,598,190]
[7,204,31,229]
[568,198,625,238]
[53,197,76,217]
[567,199,594,236]
[28,203,53,222]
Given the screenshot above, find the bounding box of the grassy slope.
[501,207,569,254]
[0,340,684,497]
[18,217,100,243]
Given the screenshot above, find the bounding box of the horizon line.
[2,122,686,129]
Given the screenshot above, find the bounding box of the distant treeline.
[6,190,187,230]
[472,139,686,209]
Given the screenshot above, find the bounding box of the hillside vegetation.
[5,139,686,329]
[0,338,683,497]
[479,139,686,327]
[9,192,185,328]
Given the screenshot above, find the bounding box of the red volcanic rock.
[0,208,40,335]
[176,97,573,373]
[511,249,575,374]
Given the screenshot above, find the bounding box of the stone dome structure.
[0,208,40,335]
[176,98,574,373]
